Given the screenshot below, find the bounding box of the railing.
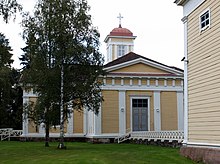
[0,128,23,141]
[115,128,131,143]
[130,130,184,142]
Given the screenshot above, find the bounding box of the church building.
[21,16,184,143]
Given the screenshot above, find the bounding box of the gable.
[111,63,169,74]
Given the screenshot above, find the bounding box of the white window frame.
[199,8,210,32]
[130,96,150,132]
[117,45,125,58]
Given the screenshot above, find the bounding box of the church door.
[132,98,149,131]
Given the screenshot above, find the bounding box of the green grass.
[0,141,198,164]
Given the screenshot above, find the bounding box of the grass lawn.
[0,141,199,164]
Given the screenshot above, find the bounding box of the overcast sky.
[1,0,184,69]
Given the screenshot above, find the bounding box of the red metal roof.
[109,27,133,37]
[104,52,183,73]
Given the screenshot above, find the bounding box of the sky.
[0,0,184,69]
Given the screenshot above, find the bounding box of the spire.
[117,13,123,28]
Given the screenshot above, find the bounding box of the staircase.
[115,128,131,143]
[0,128,22,141]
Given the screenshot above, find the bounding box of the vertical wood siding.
[101,90,119,133]
[161,92,178,130]
[73,110,84,133]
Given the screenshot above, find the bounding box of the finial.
[117,13,123,28]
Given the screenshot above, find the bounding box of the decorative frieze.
[102,76,183,89]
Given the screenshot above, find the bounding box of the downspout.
[181,16,188,145]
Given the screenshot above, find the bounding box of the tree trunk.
[45,121,50,147]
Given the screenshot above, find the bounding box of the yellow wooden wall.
[101,90,119,133]
[112,63,169,74]
[187,0,220,144]
[160,91,177,130]
[73,110,84,133]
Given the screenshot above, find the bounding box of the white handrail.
[0,128,22,141]
[130,130,184,141]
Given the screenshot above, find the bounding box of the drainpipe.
[181,16,188,145]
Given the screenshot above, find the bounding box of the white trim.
[67,104,74,134]
[199,8,211,32]
[187,142,220,148]
[130,78,133,86]
[112,78,115,86]
[22,95,29,136]
[104,35,136,43]
[23,94,38,98]
[103,78,106,86]
[83,108,87,135]
[182,15,188,144]
[119,91,126,135]
[147,79,150,87]
[104,58,183,75]
[183,0,206,16]
[130,96,150,132]
[20,133,85,138]
[164,79,167,87]
[172,79,176,87]
[138,78,142,86]
[87,110,94,135]
[121,78,124,86]
[39,123,44,134]
[155,79,158,87]
[86,133,119,138]
[153,91,161,131]
[101,85,183,92]
[109,45,112,62]
[114,45,117,60]
[94,106,101,135]
[177,91,184,130]
[108,42,134,46]
[104,74,183,80]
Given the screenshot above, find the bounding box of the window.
[132,99,148,108]
[200,9,210,31]
[117,45,125,58]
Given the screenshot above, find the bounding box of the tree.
[0,0,22,23]
[20,0,104,148]
[0,32,23,129]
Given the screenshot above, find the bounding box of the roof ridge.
[104,52,183,72]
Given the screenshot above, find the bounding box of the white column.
[124,45,128,54]
[164,79,167,87]
[154,91,161,131]
[94,106,101,135]
[114,44,117,59]
[130,77,133,86]
[121,78,124,86]
[138,78,142,86]
[83,108,88,136]
[172,79,176,87]
[177,91,184,130]
[119,91,126,135]
[182,16,188,144]
[109,44,113,62]
[147,79,150,87]
[87,110,94,135]
[22,92,29,136]
[67,104,74,135]
[112,77,115,86]
[39,123,44,134]
[155,79,158,87]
